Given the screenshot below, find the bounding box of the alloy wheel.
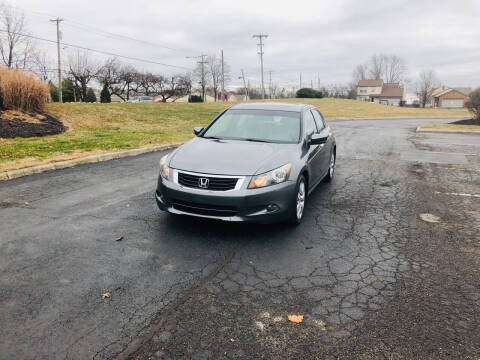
[296,180,306,220]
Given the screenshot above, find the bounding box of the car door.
[311,109,331,176]
[303,109,322,186]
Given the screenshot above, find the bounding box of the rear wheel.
[288,175,306,225]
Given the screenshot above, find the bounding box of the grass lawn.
[418,123,480,132]
[0,98,470,172]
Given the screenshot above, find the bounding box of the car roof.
[229,102,311,112]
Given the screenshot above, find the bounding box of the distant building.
[356,80,405,105]
[405,92,420,106]
[426,86,472,108]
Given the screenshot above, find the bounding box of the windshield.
[202,109,301,143]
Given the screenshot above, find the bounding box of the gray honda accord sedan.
[155,102,336,224]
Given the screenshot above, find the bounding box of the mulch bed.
[451,118,478,125]
[0,111,66,138]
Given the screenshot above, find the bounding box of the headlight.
[248,163,291,189]
[159,154,170,180]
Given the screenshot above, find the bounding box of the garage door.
[442,99,464,108]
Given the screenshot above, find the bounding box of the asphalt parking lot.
[1,118,479,359]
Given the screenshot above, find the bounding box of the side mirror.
[193,127,204,136]
[309,133,328,145]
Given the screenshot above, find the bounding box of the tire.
[323,150,335,183]
[288,175,307,225]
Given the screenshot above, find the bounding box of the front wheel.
[288,175,307,225]
[323,150,335,182]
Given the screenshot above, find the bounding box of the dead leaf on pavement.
[288,315,303,323]
[126,204,130,208]
[101,292,110,299]
[115,236,124,242]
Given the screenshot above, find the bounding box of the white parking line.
[435,191,480,198]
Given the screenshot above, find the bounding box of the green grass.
[418,123,480,132]
[0,99,470,172]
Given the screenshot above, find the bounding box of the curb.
[416,126,480,135]
[0,143,182,182]
[330,116,470,122]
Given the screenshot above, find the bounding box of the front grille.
[172,199,237,217]
[177,172,238,191]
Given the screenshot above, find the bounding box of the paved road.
[1,118,479,359]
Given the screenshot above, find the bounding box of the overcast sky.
[9,0,480,91]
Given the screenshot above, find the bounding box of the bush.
[86,88,96,103]
[100,84,111,103]
[296,88,323,99]
[0,67,48,113]
[189,94,203,102]
[466,88,480,124]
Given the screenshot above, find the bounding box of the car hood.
[169,137,297,176]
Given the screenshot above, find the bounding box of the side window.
[303,110,318,138]
[312,109,325,130]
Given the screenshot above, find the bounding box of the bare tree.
[137,72,159,96]
[415,70,439,108]
[270,82,279,99]
[383,54,407,83]
[193,61,210,101]
[33,50,52,82]
[367,54,407,83]
[352,63,368,82]
[466,88,480,124]
[369,54,385,80]
[207,55,222,101]
[155,74,191,102]
[0,5,35,69]
[68,51,100,102]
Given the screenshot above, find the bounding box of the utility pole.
[311,80,313,89]
[221,49,225,102]
[317,74,320,90]
[299,72,302,89]
[252,34,268,100]
[187,54,208,102]
[50,18,63,103]
[239,69,248,101]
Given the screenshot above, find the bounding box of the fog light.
[266,204,279,212]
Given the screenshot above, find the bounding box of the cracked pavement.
[1,118,479,359]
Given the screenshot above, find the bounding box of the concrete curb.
[416,126,480,135]
[0,143,182,182]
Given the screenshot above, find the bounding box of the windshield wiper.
[244,138,272,143]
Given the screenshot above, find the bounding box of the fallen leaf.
[288,315,304,323]
[101,292,110,299]
[115,236,124,242]
[24,202,29,206]
[378,277,384,282]
[126,204,130,208]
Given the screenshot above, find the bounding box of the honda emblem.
[198,177,209,189]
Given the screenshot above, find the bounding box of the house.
[356,79,383,102]
[427,86,471,108]
[357,80,405,105]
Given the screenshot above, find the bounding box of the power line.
[2,3,201,55]
[0,29,193,71]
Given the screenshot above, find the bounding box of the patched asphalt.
[0,118,479,359]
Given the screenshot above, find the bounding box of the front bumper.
[155,175,296,223]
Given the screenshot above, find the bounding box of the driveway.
[1,118,479,359]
